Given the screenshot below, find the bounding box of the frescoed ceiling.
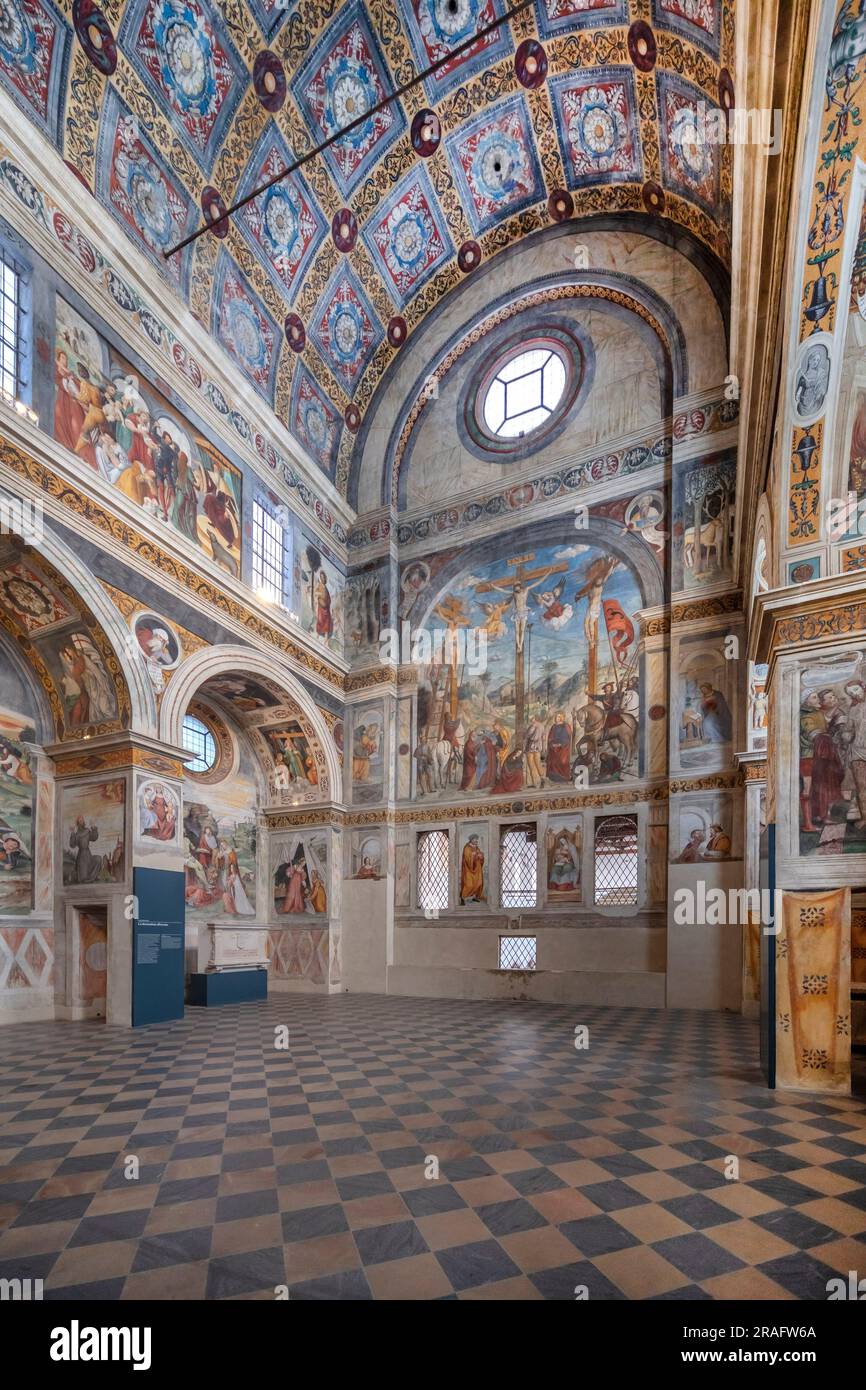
[0,0,733,496]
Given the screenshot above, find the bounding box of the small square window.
[499,936,536,971]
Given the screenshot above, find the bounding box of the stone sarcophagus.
[198,922,270,973]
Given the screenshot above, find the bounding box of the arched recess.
[348,219,728,512]
[0,520,152,738]
[159,646,343,800]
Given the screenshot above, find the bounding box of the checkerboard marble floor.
[1,995,865,1301]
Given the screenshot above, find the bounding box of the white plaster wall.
[341,879,388,994]
[666,861,743,1011]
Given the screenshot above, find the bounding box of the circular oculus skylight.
[480,346,568,441]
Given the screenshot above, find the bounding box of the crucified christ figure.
[484,574,552,652]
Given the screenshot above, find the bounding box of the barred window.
[252,499,285,604]
[0,248,25,402]
[417,829,449,913]
[499,936,536,971]
[182,715,217,773]
[594,814,638,907]
[500,823,537,909]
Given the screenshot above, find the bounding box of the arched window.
[500,823,537,908]
[593,815,638,906]
[182,714,217,774]
[417,830,449,912]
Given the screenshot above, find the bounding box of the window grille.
[252,499,284,603]
[499,936,537,971]
[417,829,449,912]
[0,249,24,402]
[594,814,638,906]
[182,715,217,773]
[500,823,537,908]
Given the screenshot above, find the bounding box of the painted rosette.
[344,403,361,433]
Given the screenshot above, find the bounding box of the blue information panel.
[132,867,185,1027]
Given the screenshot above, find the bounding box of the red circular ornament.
[627,20,656,72]
[331,208,358,252]
[514,38,547,90]
[201,186,229,239]
[344,404,361,433]
[72,0,117,76]
[253,51,286,112]
[649,705,666,721]
[642,180,666,215]
[411,109,441,157]
[284,314,306,352]
[548,189,574,222]
[387,315,407,348]
[718,68,735,114]
[458,240,481,273]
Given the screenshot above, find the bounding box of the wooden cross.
[475,553,568,730]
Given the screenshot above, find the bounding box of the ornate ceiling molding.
[0,0,734,497]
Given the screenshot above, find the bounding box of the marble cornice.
[750,573,866,669]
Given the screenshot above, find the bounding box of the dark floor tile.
[435,1239,521,1292]
[281,1204,349,1243]
[476,1198,548,1237]
[354,1220,429,1266]
[560,1215,639,1258]
[402,1184,467,1217]
[652,1233,745,1281]
[531,1260,627,1300]
[205,1247,286,1300]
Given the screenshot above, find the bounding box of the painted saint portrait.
[133,613,181,695]
[458,826,487,905]
[0,714,34,914]
[136,779,180,845]
[62,781,125,887]
[273,833,328,916]
[264,722,318,791]
[798,651,866,857]
[545,818,582,902]
[183,797,256,918]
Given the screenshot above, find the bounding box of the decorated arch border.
[788,3,866,552]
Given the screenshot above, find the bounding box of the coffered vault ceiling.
[0,0,733,497]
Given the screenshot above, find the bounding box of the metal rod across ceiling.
[163,0,537,259]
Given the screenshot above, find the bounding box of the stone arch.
[159,645,342,800]
[0,516,153,739]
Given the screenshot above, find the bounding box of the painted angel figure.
[530,576,573,631]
